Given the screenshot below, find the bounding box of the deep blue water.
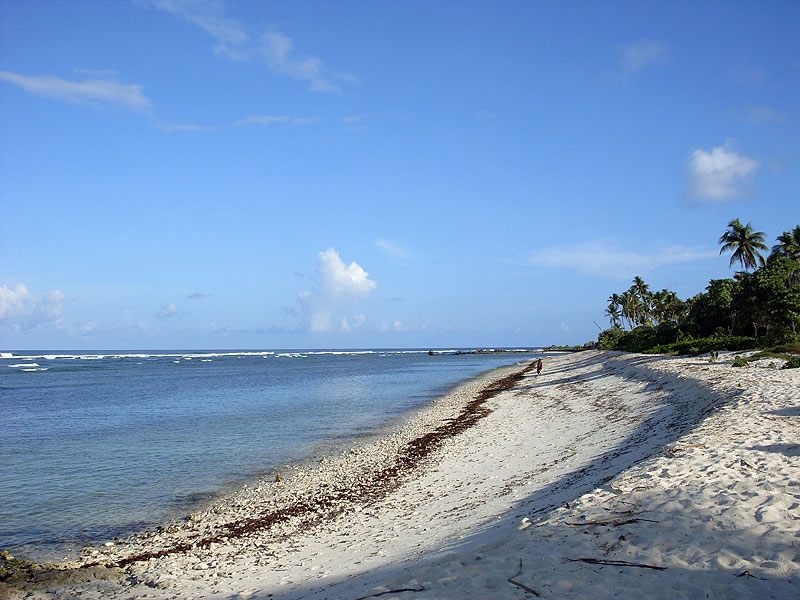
[0,348,538,561]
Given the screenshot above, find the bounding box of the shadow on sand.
[262,351,797,599]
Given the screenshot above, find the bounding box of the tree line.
[599,219,800,353]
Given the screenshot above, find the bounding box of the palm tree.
[771,225,800,260]
[630,276,652,325]
[605,302,622,327]
[718,218,768,271]
[619,290,635,330]
[621,289,645,328]
[631,276,649,299]
[606,293,622,325]
[650,289,669,325]
[663,290,685,323]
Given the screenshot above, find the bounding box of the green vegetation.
[597,219,800,357]
[0,551,39,582]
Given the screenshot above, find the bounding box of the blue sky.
[1,1,798,350]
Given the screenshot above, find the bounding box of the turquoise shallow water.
[0,348,537,561]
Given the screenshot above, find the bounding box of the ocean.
[0,348,538,562]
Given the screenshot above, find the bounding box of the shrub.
[772,342,800,354]
[732,355,750,367]
[644,335,757,356]
[782,357,800,369]
[597,327,626,350]
[764,330,800,346]
[655,321,680,345]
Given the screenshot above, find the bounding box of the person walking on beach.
[536,358,543,376]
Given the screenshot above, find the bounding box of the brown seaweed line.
[91,363,535,569]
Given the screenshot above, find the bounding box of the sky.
[0,0,798,350]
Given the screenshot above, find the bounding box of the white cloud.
[686,143,759,201]
[147,0,247,44]
[0,283,34,320]
[379,319,427,334]
[618,39,670,73]
[0,283,66,330]
[0,71,153,112]
[146,1,356,92]
[535,242,717,279]
[257,31,350,93]
[316,248,376,302]
[158,302,179,319]
[298,248,377,333]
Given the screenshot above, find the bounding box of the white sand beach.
[3,350,799,599]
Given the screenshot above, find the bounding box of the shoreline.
[1,350,540,565]
[0,359,535,587]
[2,350,798,599]
[87,361,537,569]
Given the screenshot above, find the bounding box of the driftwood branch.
[739,459,766,473]
[566,557,666,570]
[735,570,766,580]
[507,559,541,597]
[354,585,425,599]
[565,517,658,527]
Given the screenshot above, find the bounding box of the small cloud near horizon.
[158,302,179,319]
[0,283,66,331]
[298,248,377,333]
[379,319,426,334]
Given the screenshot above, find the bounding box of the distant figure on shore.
[536,358,543,376]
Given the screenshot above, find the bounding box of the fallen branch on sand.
[507,559,540,596]
[354,585,425,599]
[735,570,767,580]
[739,458,767,473]
[566,558,666,570]
[565,517,658,527]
